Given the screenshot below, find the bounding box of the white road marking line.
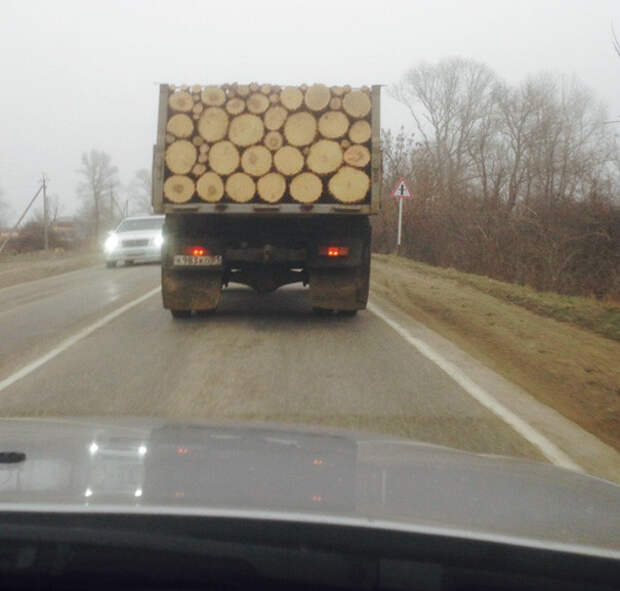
[367,301,583,472]
[0,286,161,394]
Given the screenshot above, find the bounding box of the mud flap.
[309,269,365,311]
[309,226,370,311]
[162,268,222,311]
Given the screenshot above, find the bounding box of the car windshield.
[0,0,619,545]
[116,218,163,232]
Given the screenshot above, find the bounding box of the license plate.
[173,255,222,266]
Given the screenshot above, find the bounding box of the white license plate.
[173,255,222,266]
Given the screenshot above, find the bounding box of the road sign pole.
[396,196,403,251]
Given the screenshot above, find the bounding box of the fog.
[1,0,619,220]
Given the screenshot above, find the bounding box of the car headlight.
[104,234,119,252]
[154,233,164,248]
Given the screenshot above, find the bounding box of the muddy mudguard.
[161,266,222,312]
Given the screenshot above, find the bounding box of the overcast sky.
[1,0,619,221]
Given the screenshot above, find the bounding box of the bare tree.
[127,169,153,215]
[392,57,500,202]
[77,150,119,239]
[381,57,620,298]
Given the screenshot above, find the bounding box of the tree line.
[372,58,620,299]
[0,154,152,253]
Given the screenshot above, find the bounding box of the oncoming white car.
[104,215,165,268]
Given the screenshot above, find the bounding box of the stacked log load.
[163,83,373,205]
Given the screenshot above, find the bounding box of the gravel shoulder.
[0,250,100,290]
[371,254,620,452]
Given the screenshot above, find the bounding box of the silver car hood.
[0,417,618,553]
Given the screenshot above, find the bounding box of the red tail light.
[319,246,349,257]
[183,246,210,257]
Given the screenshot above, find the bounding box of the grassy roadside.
[0,250,100,290]
[378,255,620,342]
[370,254,620,451]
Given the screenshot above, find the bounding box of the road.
[0,261,608,473]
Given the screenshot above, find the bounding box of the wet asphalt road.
[0,262,543,460]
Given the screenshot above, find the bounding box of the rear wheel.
[170,309,191,319]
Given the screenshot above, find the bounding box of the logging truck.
[152,82,380,318]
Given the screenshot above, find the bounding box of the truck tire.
[170,309,191,319]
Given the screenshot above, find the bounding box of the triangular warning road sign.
[391,177,412,198]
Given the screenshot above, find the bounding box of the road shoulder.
[370,255,620,481]
[0,251,100,290]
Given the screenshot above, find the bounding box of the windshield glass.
[0,0,619,530]
[116,218,163,232]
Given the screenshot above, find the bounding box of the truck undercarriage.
[161,214,370,317]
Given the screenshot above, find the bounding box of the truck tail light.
[183,246,210,257]
[319,246,349,257]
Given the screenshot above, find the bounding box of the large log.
[165,140,197,174]
[257,172,286,203]
[167,114,194,138]
[290,172,322,203]
[201,85,226,106]
[164,175,194,203]
[225,172,255,203]
[342,90,371,118]
[226,97,245,115]
[208,141,240,175]
[264,105,288,130]
[328,166,370,203]
[274,146,304,176]
[348,119,371,144]
[304,83,331,111]
[306,140,343,174]
[264,130,284,151]
[343,144,371,168]
[168,91,193,112]
[247,92,270,114]
[197,107,229,142]
[283,112,317,146]
[241,145,272,177]
[280,86,303,110]
[318,111,349,139]
[228,113,265,147]
[196,171,224,202]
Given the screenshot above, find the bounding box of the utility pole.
[0,183,45,254]
[42,174,49,251]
